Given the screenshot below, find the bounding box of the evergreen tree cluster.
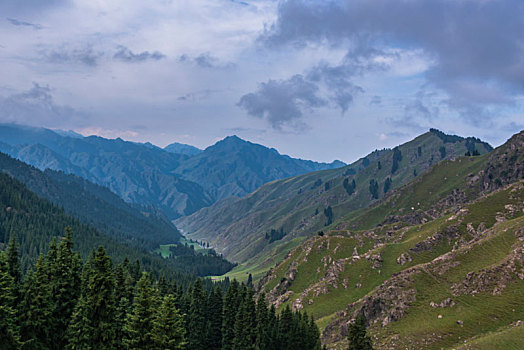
[0,172,234,277]
[347,313,373,350]
[391,147,402,174]
[0,231,322,350]
[368,180,379,199]
[439,146,447,160]
[323,206,333,226]
[343,178,356,196]
[265,228,286,243]
[383,177,392,194]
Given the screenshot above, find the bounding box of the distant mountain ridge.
[174,135,346,201]
[0,123,345,218]
[0,152,182,248]
[164,142,203,156]
[175,129,493,270]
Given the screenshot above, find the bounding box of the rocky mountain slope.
[0,123,343,218]
[259,130,524,349]
[174,135,345,201]
[175,129,492,271]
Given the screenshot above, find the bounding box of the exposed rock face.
[396,253,412,265]
[410,225,460,253]
[451,240,524,296]
[430,297,455,308]
[367,253,383,269]
[481,130,524,192]
[322,268,419,344]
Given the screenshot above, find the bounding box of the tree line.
[0,230,322,349]
[0,172,234,278]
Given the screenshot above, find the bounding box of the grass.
[263,179,523,349]
[453,323,524,350]
[370,215,524,349]
[215,236,305,283]
[155,236,211,258]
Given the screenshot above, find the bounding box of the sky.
[1,0,523,163]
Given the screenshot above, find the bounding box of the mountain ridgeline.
[0,124,344,218]
[175,129,492,269]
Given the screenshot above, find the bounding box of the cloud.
[387,91,440,131]
[237,74,326,131]
[262,0,524,121]
[178,53,234,69]
[0,83,85,127]
[239,38,390,129]
[6,17,42,30]
[0,0,67,15]
[177,89,217,102]
[113,45,165,63]
[370,96,381,105]
[41,45,101,66]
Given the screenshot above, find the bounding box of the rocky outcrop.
[430,297,455,308]
[480,130,524,192]
[396,253,412,265]
[410,225,460,253]
[322,267,420,344]
[451,240,524,296]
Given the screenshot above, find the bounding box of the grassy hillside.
[258,130,524,349]
[176,130,492,275]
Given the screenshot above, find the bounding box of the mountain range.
[1,121,523,348]
[0,123,344,218]
[175,129,493,274]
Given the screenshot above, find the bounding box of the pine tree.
[232,287,256,350]
[267,305,279,350]
[68,246,116,348]
[279,305,294,350]
[114,263,134,349]
[188,278,207,350]
[222,280,240,350]
[5,235,21,293]
[151,294,186,350]
[66,296,92,349]
[19,255,53,349]
[47,228,83,349]
[0,250,20,348]
[255,293,270,350]
[206,286,223,350]
[347,312,373,350]
[124,272,158,349]
[307,315,322,350]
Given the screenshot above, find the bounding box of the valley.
[0,125,522,349]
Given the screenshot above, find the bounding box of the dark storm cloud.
[240,36,388,130]
[262,0,524,120]
[0,83,84,127]
[237,75,326,130]
[42,45,101,67]
[6,17,42,30]
[113,46,165,63]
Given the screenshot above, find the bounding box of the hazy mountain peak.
[164,142,203,156]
